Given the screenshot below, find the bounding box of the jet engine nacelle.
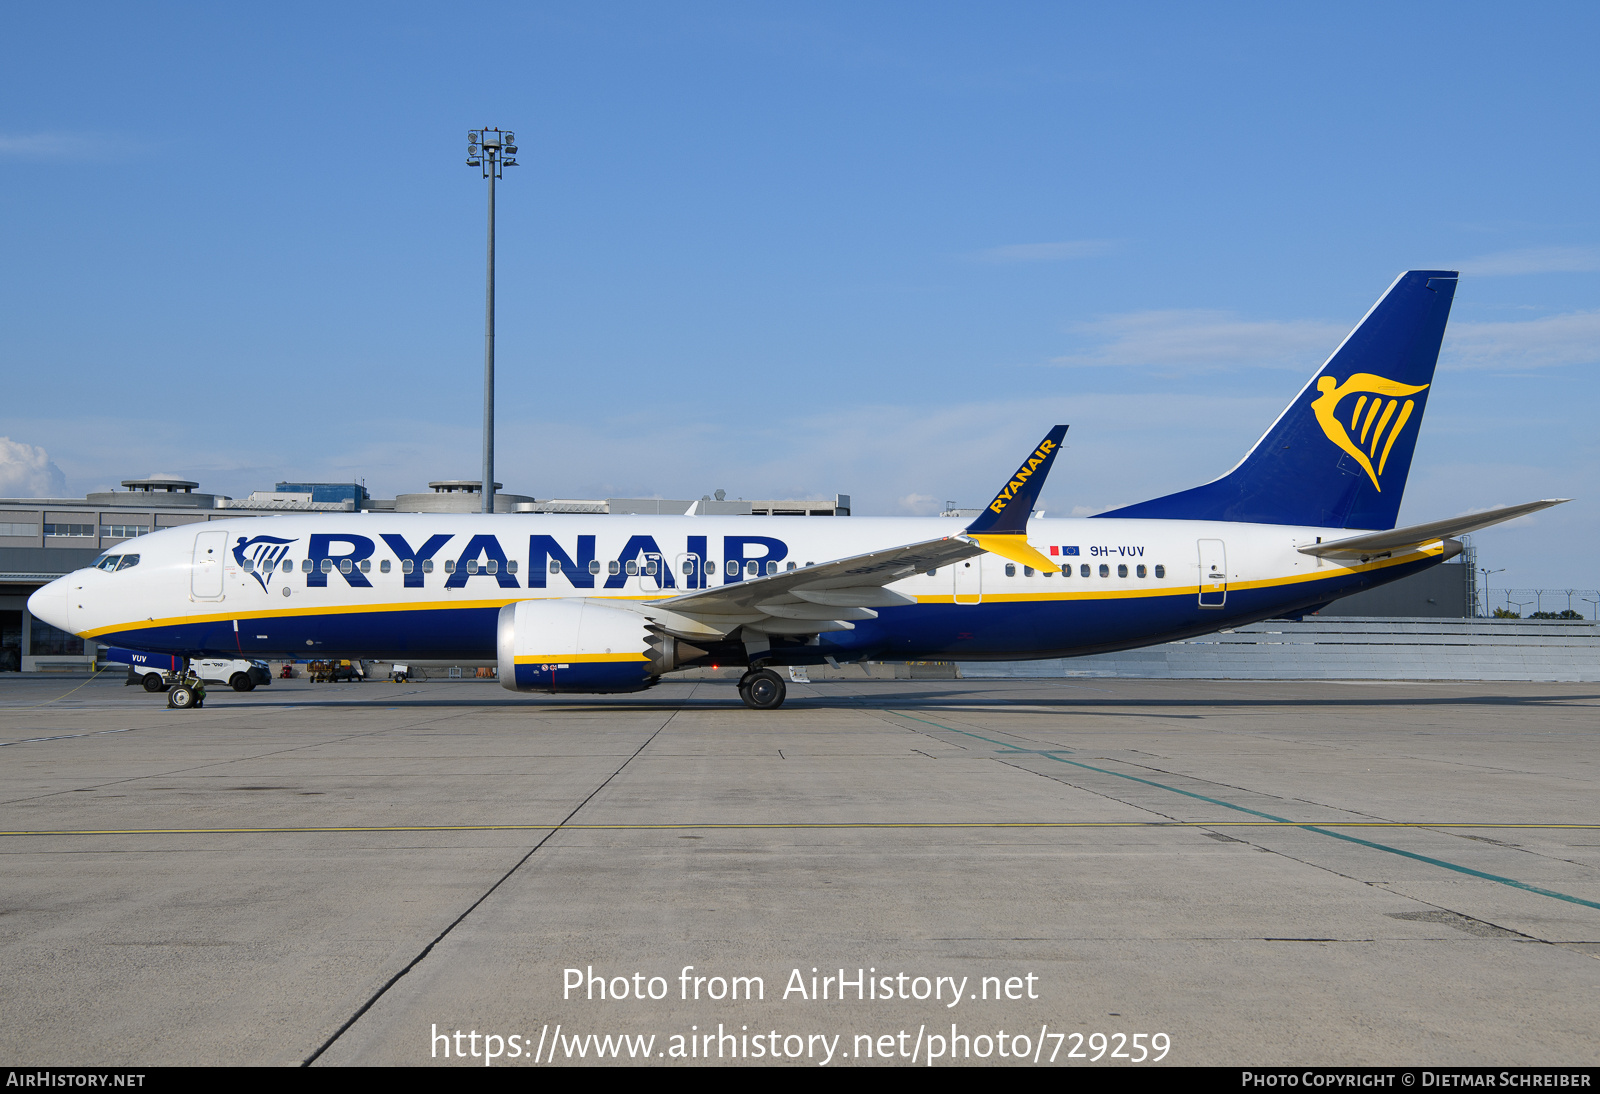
[497,599,702,694]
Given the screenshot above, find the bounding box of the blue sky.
[2,3,1596,592]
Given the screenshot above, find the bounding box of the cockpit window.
[117,554,140,570]
[96,555,121,571]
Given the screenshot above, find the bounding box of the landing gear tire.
[168,684,199,709]
[229,673,255,692]
[738,668,786,711]
[142,673,168,693]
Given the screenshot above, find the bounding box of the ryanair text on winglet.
[987,439,1057,515]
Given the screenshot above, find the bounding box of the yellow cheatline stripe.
[80,593,664,639]
[2,821,1595,838]
[513,652,650,664]
[80,544,1445,636]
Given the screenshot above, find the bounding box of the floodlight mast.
[466,127,518,513]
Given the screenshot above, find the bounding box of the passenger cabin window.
[241,558,255,572]
[1080,564,1090,577]
[1099,564,1110,577]
[1117,564,1128,578]
[359,559,371,573]
[766,561,777,576]
[1137,564,1147,578]
[788,561,798,572]
[422,559,434,573]
[1005,563,1016,577]
[706,560,717,574]
[1024,566,1035,577]
[401,559,413,574]
[465,559,478,574]
[625,560,638,576]
[926,568,936,577]
[340,559,353,574]
[587,560,601,575]
[444,560,456,574]
[302,559,313,573]
[381,559,392,573]
[1154,564,1166,578]
[682,559,695,575]
[608,560,621,575]
[281,559,292,573]
[507,560,518,574]
[550,560,562,574]
[645,560,657,576]
[321,559,334,573]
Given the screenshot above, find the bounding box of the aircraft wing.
[1298,498,1569,560]
[637,535,984,636]
[634,424,1072,637]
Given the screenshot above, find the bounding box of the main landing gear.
[738,668,786,711]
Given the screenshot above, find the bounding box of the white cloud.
[1441,310,1600,371]
[978,239,1119,263]
[1457,246,1600,277]
[1051,309,1346,372]
[0,132,143,161]
[0,438,68,497]
[896,493,944,515]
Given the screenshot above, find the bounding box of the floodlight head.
[505,144,517,154]
[469,131,480,142]
[504,131,514,143]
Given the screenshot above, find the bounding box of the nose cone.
[27,577,73,633]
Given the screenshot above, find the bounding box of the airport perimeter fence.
[961,616,1600,682]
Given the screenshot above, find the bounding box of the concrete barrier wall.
[960,618,1600,682]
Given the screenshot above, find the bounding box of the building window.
[0,522,39,537]
[1099,564,1110,577]
[43,523,95,537]
[1154,565,1165,578]
[100,525,150,538]
[1117,564,1128,578]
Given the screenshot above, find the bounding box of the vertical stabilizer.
[1096,270,1457,530]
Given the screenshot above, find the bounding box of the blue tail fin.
[1095,270,1458,530]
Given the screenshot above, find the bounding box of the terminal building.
[0,476,850,670]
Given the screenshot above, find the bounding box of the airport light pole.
[467,128,518,514]
[1478,567,1503,618]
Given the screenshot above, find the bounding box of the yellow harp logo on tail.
[1310,373,1430,492]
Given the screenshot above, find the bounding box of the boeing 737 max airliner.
[27,270,1566,708]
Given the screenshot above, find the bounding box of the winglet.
[963,425,1068,573]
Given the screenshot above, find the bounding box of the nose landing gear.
[738,668,786,710]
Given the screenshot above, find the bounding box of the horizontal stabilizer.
[1298,499,1569,560]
